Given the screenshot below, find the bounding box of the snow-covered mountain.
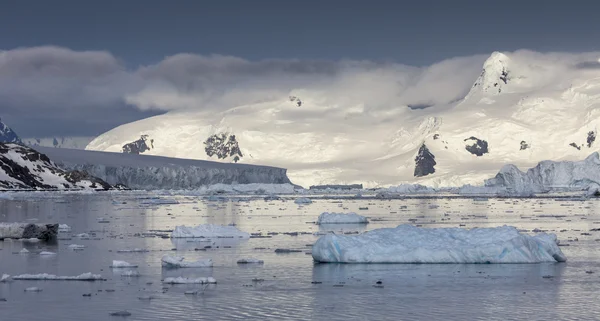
[23,136,94,150]
[0,118,22,144]
[87,51,600,188]
[0,143,116,190]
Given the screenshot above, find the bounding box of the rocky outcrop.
[414,144,436,177]
[204,133,243,162]
[122,135,153,154]
[520,141,529,150]
[0,143,117,190]
[0,223,58,240]
[588,131,596,148]
[464,137,488,156]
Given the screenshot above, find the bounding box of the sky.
[1,0,600,138]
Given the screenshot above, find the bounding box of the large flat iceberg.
[12,273,104,281]
[161,255,212,268]
[171,224,249,238]
[312,225,567,264]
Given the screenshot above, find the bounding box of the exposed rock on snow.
[161,255,212,268]
[13,273,104,281]
[122,135,153,154]
[0,143,115,190]
[35,146,291,190]
[204,133,243,163]
[163,277,217,284]
[0,223,58,240]
[414,144,436,177]
[520,141,530,151]
[588,131,596,148]
[312,225,566,264]
[464,137,489,156]
[171,224,250,238]
[316,212,368,225]
[485,152,600,195]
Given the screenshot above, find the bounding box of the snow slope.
[87,50,600,188]
[312,225,566,264]
[34,146,291,190]
[0,143,113,190]
[0,118,22,144]
[23,136,94,150]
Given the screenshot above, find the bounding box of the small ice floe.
[68,244,85,250]
[13,273,104,281]
[163,277,217,284]
[161,255,212,268]
[24,287,42,292]
[39,251,56,256]
[171,224,249,238]
[58,224,72,232]
[75,233,90,239]
[0,274,11,282]
[294,197,312,205]
[119,270,140,277]
[316,212,369,225]
[110,260,138,268]
[97,217,110,223]
[22,238,40,243]
[237,258,264,264]
[18,248,29,254]
[116,248,149,253]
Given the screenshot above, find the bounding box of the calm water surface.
[0,193,599,320]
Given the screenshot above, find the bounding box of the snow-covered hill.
[0,143,114,190]
[23,136,94,150]
[35,146,291,190]
[87,51,600,188]
[0,118,22,144]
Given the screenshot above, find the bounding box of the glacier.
[86,50,600,188]
[34,146,292,190]
[312,225,567,264]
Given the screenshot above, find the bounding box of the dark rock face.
[63,170,113,190]
[289,96,302,107]
[22,224,58,240]
[569,142,581,150]
[433,134,440,140]
[464,137,489,156]
[0,118,22,144]
[520,141,529,150]
[414,144,436,177]
[204,133,243,162]
[587,131,596,148]
[122,135,153,154]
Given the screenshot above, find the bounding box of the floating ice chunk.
[39,251,56,256]
[237,258,264,264]
[75,233,90,238]
[116,248,149,253]
[294,197,312,205]
[97,217,110,223]
[58,224,72,232]
[18,248,29,254]
[163,277,217,284]
[68,244,85,250]
[171,224,249,238]
[24,287,42,292]
[13,273,104,281]
[161,255,212,268]
[110,260,138,268]
[23,238,40,243]
[312,225,567,264]
[316,212,368,225]
[0,274,11,282]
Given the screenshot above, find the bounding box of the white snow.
[13,273,104,281]
[312,225,567,264]
[110,260,138,268]
[171,224,250,238]
[161,255,213,268]
[163,277,217,284]
[316,212,369,225]
[237,258,264,264]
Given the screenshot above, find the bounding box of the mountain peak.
[0,118,22,144]
[466,51,511,99]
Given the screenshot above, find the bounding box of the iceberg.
[171,224,249,238]
[161,255,213,268]
[110,260,138,268]
[163,277,217,284]
[294,197,313,205]
[0,274,11,282]
[39,251,56,256]
[12,273,104,281]
[312,225,567,264]
[316,212,368,225]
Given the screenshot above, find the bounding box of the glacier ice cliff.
[34,147,292,190]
